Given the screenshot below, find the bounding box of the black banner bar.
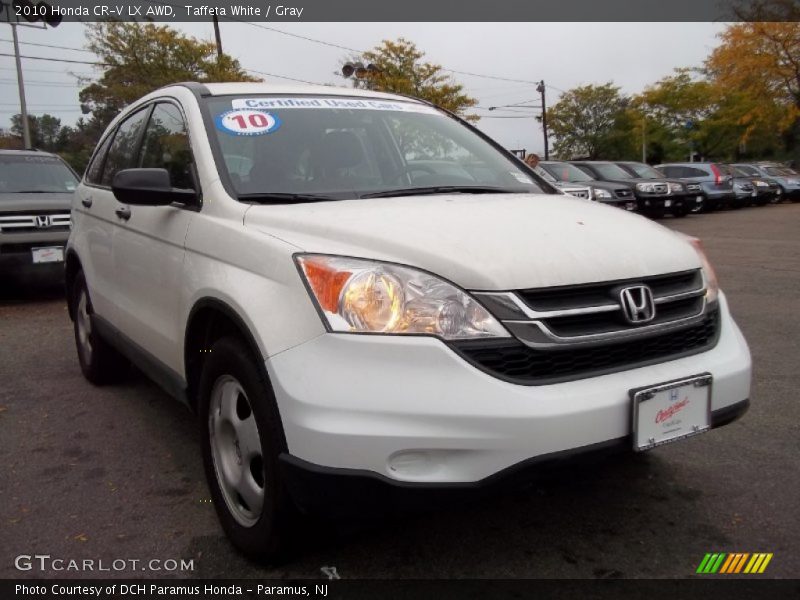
[3,579,800,600]
[0,0,797,24]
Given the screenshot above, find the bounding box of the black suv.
[0,150,78,280]
[571,161,689,218]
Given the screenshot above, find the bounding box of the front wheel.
[199,336,295,561]
[671,204,689,218]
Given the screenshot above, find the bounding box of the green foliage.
[346,38,479,122]
[547,83,637,159]
[81,22,258,125]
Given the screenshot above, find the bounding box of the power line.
[0,79,81,86]
[0,52,107,66]
[142,0,549,87]
[0,38,95,54]
[242,66,322,85]
[0,65,92,75]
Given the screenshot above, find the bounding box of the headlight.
[295,255,510,340]
[754,180,768,187]
[668,182,684,193]
[687,238,719,304]
[593,187,612,198]
[636,182,657,193]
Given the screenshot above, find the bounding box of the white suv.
[66,82,752,559]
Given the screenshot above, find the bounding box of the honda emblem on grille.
[35,215,51,228]
[619,285,655,324]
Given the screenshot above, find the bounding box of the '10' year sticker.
[216,109,281,136]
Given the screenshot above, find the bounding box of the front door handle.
[115,206,131,221]
[81,197,93,208]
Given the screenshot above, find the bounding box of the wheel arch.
[183,297,268,413]
[65,250,83,321]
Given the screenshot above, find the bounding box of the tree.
[705,22,800,159]
[344,38,478,121]
[547,83,636,159]
[634,68,764,162]
[80,22,259,135]
[9,113,66,152]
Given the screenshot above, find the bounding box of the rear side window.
[99,108,150,187]
[659,166,682,177]
[84,134,114,185]
[139,103,194,190]
[683,167,708,178]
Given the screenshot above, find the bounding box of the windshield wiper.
[359,186,517,199]
[238,192,339,204]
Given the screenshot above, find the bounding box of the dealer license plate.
[31,246,64,264]
[632,374,712,451]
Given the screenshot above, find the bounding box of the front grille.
[452,310,719,385]
[687,184,701,193]
[615,189,633,198]
[517,270,701,313]
[0,212,71,234]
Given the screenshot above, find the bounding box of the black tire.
[198,336,296,561]
[72,271,130,385]
[672,205,689,218]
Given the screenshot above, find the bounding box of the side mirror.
[111,168,197,206]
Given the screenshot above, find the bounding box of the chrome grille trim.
[474,269,708,348]
[0,213,71,232]
[502,300,709,349]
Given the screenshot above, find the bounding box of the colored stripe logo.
[696,553,773,574]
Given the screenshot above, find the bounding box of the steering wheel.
[386,164,437,184]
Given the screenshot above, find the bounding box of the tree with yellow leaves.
[706,21,800,158]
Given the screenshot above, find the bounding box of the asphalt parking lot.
[1,203,798,580]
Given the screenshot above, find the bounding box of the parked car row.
[532,158,798,218]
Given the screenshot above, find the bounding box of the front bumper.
[279,398,749,515]
[0,237,67,275]
[266,292,751,488]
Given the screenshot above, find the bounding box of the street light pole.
[537,80,549,160]
[10,21,31,149]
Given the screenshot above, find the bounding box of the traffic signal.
[12,0,62,27]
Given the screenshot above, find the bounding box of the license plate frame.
[631,373,712,452]
[31,246,64,264]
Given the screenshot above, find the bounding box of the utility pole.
[642,116,647,163]
[212,15,223,58]
[537,80,549,160]
[10,21,31,149]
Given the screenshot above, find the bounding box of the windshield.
[0,154,78,193]
[733,165,759,176]
[624,163,665,179]
[539,162,593,183]
[764,166,795,176]
[591,163,635,180]
[205,95,548,200]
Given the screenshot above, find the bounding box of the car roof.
[0,149,58,157]
[170,81,429,106]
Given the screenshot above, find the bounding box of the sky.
[0,22,728,153]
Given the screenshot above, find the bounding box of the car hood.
[0,192,74,212]
[244,193,700,290]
